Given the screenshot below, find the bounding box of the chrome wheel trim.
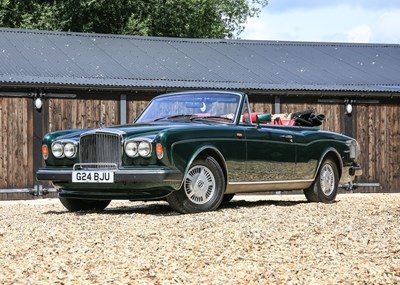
[184,165,216,205]
[320,164,335,196]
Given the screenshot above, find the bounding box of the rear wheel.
[59,197,111,212]
[167,156,225,213]
[304,158,339,203]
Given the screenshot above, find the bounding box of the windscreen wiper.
[153,114,194,121]
[190,116,233,123]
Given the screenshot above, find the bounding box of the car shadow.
[44,197,312,216]
[220,198,309,210]
[43,201,175,216]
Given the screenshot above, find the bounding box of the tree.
[0,0,268,38]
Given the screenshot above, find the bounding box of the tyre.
[167,156,226,213]
[304,158,339,203]
[59,197,111,212]
[222,194,235,203]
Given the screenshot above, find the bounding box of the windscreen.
[135,93,241,123]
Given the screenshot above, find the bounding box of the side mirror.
[256,113,272,127]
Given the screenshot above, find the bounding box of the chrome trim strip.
[73,163,118,170]
[225,180,314,193]
[80,128,126,137]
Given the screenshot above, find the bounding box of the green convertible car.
[37,90,362,213]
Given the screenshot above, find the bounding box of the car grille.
[79,131,122,169]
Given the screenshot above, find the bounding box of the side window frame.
[238,94,253,125]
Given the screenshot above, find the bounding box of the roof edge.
[1,27,399,47]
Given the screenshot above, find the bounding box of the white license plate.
[72,171,114,183]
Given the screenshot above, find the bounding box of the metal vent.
[79,131,122,169]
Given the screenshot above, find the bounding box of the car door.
[244,125,297,182]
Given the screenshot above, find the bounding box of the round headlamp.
[125,141,138,158]
[64,142,77,158]
[52,142,64,158]
[138,141,152,157]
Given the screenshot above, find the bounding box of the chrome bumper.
[37,168,182,183]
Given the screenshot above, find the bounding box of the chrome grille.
[79,131,122,169]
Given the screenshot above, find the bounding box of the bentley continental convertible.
[37,91,362,213]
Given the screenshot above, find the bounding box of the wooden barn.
[1,28,399,199]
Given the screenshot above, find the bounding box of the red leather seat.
[242,112,262,123]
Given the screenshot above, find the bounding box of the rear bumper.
[37,168,182,183]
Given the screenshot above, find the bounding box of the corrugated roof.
[0,28,399,93]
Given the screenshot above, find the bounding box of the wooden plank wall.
[280,101,344,133]
[127,100,149,123]
[127,93,156,123]
[47,97,119,132]
[249,101,274,114]
[355,104,400,193]
[0,97,33,198]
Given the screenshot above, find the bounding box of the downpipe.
[0,185,57,196]
[340,182,381,190]
[29,184,57,196]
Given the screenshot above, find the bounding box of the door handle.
[280,135,293,142]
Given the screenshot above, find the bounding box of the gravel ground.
[0,193,399,285]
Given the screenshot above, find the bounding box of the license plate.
[72,171,114,183]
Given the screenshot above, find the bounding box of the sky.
[241,0,400,44]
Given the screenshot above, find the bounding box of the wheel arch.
[316,148,343,180]
[183,146,228,190]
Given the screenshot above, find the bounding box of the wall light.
[344,99,354,116]
[34,97,43,110]
[345,103,352,115]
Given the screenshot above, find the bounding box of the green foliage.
[1,0,60,31]
[0,0,267,38]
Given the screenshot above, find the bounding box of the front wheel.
[167,156,225,214]
[304,158,339,203]
[59,197,111,212]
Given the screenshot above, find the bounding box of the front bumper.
[349,165,363,177]
[37,168,182,183]
[339,164,363,186]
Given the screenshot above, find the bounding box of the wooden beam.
[32,94,43,189]
[120,94,127,125]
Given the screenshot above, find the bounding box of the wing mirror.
[256,113,272,127]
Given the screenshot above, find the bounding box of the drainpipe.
[344,99,355,137]
[120,94,127,124]
[32,91,44,196]
[274,96,281,114]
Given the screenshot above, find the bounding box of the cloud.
[346,25,371,43]
[375,11,400,43]
[267,0,400,13]
[241,2,400,44]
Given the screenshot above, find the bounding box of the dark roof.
[1,28,400,93]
